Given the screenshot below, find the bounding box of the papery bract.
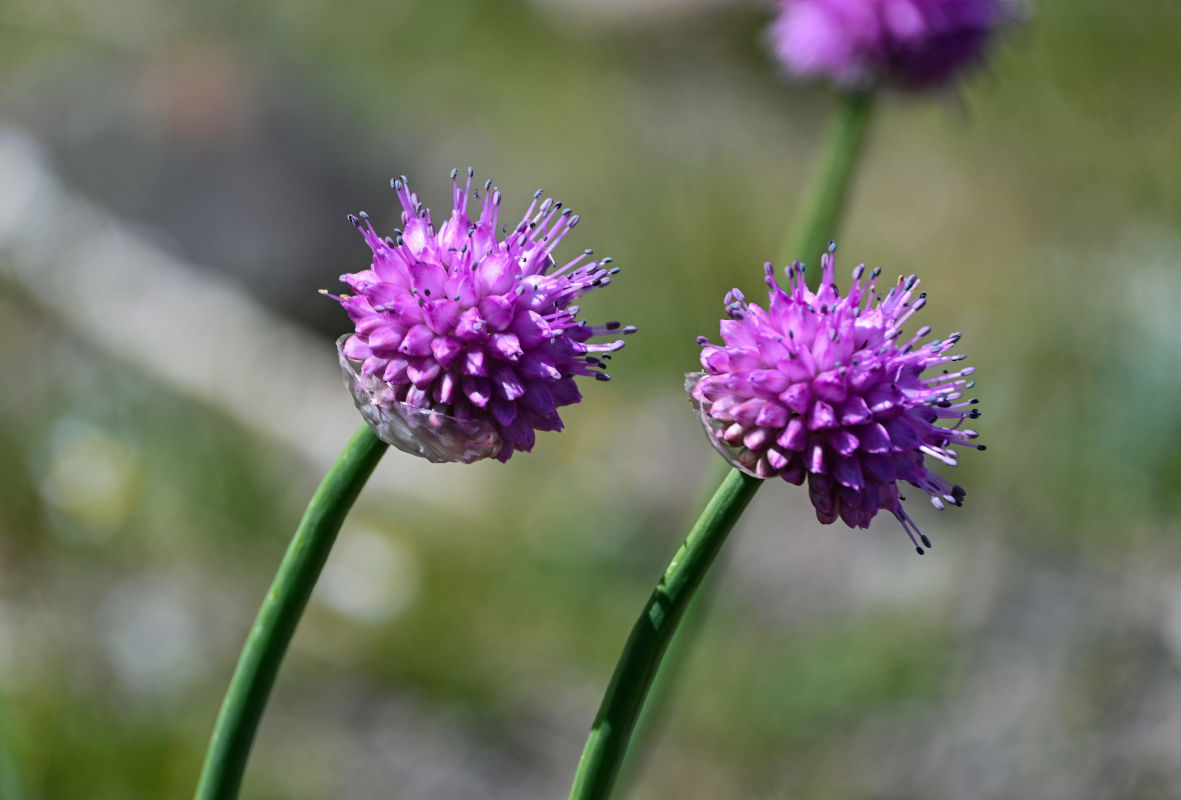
[331,170,633,463]
[689,246,983,552]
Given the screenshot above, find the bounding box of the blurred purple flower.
[331,170,632,463]
[689,246,982,552]
[769,0,1012,90]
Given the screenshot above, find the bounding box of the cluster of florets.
[331,170,633,463]
[690,247,982,552]
[769,0,1012,90]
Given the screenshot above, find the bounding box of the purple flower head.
[331,169,633,464]
[769,0,1012,90]
[689,245,983,553]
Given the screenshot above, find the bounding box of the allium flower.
[330,169,633,464]
[769,0,1012,90]
[689,246,982,553]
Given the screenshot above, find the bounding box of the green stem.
[194,424,388,800]
[780,90,875,287]
[568,90,877,800]
[608,458,731,788]
[567,468,763,800]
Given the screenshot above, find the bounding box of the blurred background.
[2,0,1180,797]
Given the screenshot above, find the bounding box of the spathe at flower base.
[338,335,501,463]
[330,169,634,463]
[689,247,983,553]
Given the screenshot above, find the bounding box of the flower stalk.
[781,90,874,285]
[194,424,388,800]
[568,89,879,800]
[567,468,763,800]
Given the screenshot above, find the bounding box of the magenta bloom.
[332,170,632,464]
[689,247,982,552]
[769,0,1011,90]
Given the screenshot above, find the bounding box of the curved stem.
[780,90,875,287]
[194,425,388,800]
[567,468,763,800]
[568,90,876,800]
